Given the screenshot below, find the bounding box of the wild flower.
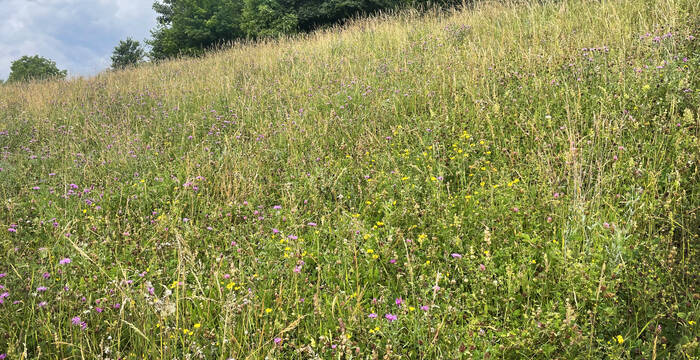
[385,314,397,322]
[59,258,71,265]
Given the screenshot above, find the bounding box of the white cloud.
[0,0,157,80]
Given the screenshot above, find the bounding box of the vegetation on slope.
[0,0,698,358]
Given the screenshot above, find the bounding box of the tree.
[241,0,298,38]
[111,38,145,69]
[7,55,67,83]
[148,0,245,60]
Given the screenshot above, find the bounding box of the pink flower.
[59,258,71,265]
[395,298,404,306]
[368,313,378,319]
[385,313,397,322]
[420,305,429,311]
[274,337,282,344]
[451,253,462,258]
[479,264,486,271]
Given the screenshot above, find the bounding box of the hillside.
[0,0,698,358]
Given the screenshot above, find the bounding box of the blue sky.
[0,0,158,81]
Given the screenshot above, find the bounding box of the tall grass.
[0,0,698,358]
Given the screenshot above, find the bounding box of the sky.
[0,0,158,81]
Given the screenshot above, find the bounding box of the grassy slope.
[0,0,698,358]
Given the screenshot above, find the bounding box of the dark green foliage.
[148,0,245,60]
[111,38,146,70]
[148,0,460,59]
[7,55,67,83]
[241,0,298,37]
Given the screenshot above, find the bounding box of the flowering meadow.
[0,0,698,358]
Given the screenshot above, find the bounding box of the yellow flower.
[265,308,273,314]
[194,323,201,329]
[226,282,235,290]
[366,249,374,254]
[409,306,415,311]
[616,335,624,344]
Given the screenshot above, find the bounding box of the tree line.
[2,0,461,83]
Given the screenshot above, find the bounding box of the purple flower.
[32,186,40,190]
[451,253,462,258]
[287,235,298,240]
[368,313,378,319]
[385,313,397,322]
[7,228,16,233]
[420,305,429,311]
[273,205,282,210]
[42,272,50,279]
[37,286,47,292]
[95,307,103,313]
[0,353,6,359]
[479,264,486,271]
[72,316,82,325]
[0,273,6,278]
[38,301,47,308]
[307,222,317,226]
[59,258,71,265]
[389,259,397,264]
[395,298,404,306]
[274,337,282,344]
